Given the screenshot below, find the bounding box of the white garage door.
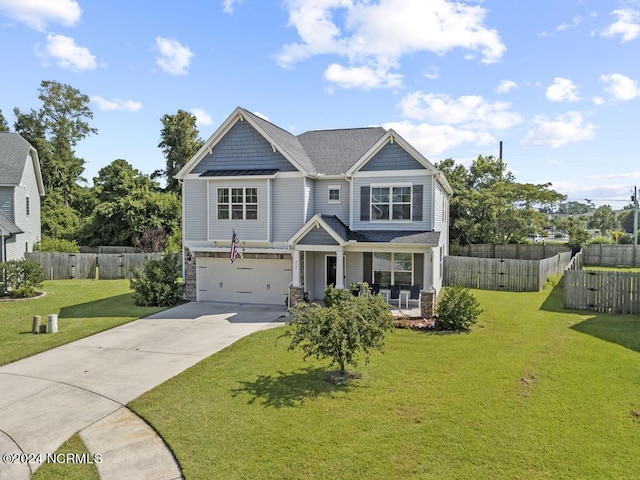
[196,257,292,305]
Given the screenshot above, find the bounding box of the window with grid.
[217,187,258,220]
[328,186,341,203]
[371,186,411,220]
[373,252,413,289]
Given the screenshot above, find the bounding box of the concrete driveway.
[0,302,288,479]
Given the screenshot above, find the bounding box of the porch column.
[292,249,301,288]
[335,251,345,289]
[424,248,433,291]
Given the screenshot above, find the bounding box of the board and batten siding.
[272,176,305,242]
[351,174,433,231]
[0,186,13,220]
[191,120,297,174]
[314,179,350,224]
[183,179,207,241]
[207,179,269,241]
[360,142,424,171]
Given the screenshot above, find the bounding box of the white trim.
[328,184,341,204]
[215,186,260,221]
[267,178,272,242]
[206,181,210,241]
[296,244,344,252]
[352,169,429,178]
[369,184,413,222]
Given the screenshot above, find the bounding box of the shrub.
[435,286,482,331]
[0,259,44,298]
[586,236,614,245]
[34,236,80,253]
[130,254,184,307]
[285,283,394,374]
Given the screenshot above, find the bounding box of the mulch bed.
[0,291,47,302]
[394,317,436,330]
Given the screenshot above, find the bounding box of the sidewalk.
[0,302,288,479]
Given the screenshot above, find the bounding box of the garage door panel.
[196,258,291,305]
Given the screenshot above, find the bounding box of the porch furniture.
[389,285,401,307]
[371,283,389,301]
[405,285,421,309]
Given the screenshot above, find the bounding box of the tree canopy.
[436,156,565,245]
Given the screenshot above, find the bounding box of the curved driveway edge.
[0,302,289,477]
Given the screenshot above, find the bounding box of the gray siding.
[207,179,268,241]
[304,177,315,222]
[0,187,13,220]
[433,180,444,231]
[345,252,363,287]
[313,179,350,224]
[352,174,433,231]
[183,179,207,241]
[312,252,327,301]
[272,176,304,242]
[298,227,338,245]
[192,121,297,173]
[360,142,423,171]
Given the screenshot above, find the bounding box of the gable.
[360,142,424,171]
[191,120,298,174]
[298,227,340,246]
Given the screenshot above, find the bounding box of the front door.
[326,255,337,287]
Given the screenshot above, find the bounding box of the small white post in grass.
[47,314,58,334]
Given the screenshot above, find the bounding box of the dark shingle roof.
[0,132,31,185]
[0,211,23,235]
[199,169,279,177]
[297,127,386,175]
[319,215,440,245]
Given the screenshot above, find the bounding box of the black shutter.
[412,184,423,221]
[363,252,372,284]
[360,186,370,221]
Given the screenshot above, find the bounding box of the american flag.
[230,230,239,263]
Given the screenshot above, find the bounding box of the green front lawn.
[130,285,640,479]
[0,280,164,366]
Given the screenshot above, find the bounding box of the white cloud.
[399,92,523,131]
[496,79,517,94]
[383,120,495,157]
[522,112,597,148]
[601,8,640,42]
[92,96,142,112]
[222,0,243,14]
[556,15,583,32]
[37,34,96,71]
[276,0,506,89]
[324,63,403,89]
[155,37,194,75]
[0,0,81,31]
[190,108,214,125]
[600,73,640,101]
[551,179,636,205]
[423,66,439,80]
[546,77,581,102]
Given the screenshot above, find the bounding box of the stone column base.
[420,290,435,318]
[289,286,305,308]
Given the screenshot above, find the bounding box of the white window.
[217,187,258,220]
[371,186,411,221]
[373,252,413,289]
[328,185,341,203]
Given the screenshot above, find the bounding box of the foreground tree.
[437,156,565,245]
[284,284,394,376]
[587,205,619,237]
[157,110,203,194]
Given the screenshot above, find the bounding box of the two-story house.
[176,107,452,317]
[0,133,45,262]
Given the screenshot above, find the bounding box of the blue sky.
[1,0,639,206]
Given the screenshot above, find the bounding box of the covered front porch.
[288,215,441,318]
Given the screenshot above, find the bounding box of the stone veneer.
[288,286,305,308]
[420,290,435,318]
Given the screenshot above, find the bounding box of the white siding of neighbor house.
[0,187,13,220]
[433,179,444,231]
[272,176,305,242]
[183,179,208,241]
[352,174,433,231]
[6,154,42,260]
[314,179,350,224]
[207,179,269,241]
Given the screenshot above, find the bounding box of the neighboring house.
[0,132,45,262]
[176,107,452,316]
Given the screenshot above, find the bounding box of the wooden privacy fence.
[564,269,640,314]
[26,252,172,280]
[457,243,570,260]
[584,244,640,267]
[444,251,572,292]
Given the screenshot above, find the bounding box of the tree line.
[0,80,202,251]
